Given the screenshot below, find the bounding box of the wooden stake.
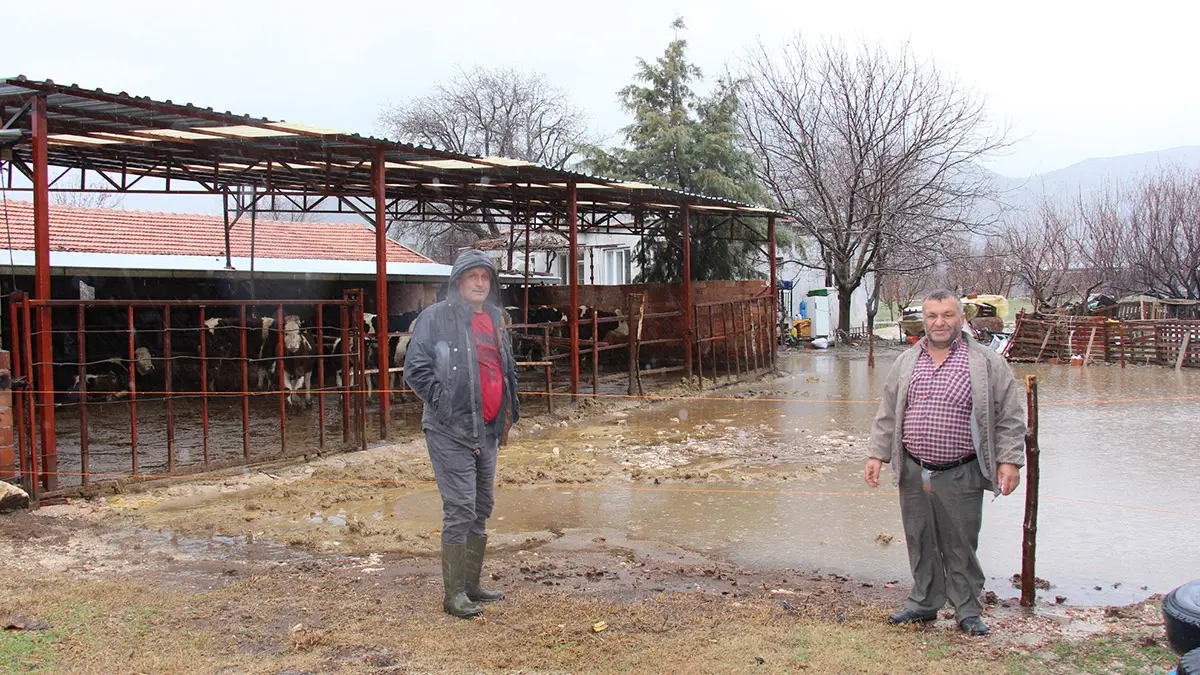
[1083,327,1097,366]
[1021,375,1040,608]
[1176,333,1191,371]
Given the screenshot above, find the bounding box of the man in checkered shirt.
[865,289,1026,636]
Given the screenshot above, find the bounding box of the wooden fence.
[1006,313,1200,368]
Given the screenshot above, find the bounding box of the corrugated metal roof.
[0,76,785,221]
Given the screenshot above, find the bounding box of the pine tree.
[586,19,770,282]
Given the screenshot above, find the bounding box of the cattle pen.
[0,76,784,500]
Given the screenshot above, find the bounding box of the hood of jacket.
[448,249,501,307]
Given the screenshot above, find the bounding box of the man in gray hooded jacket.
[404,250,520,618]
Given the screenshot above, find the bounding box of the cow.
[259,314,315,410]
[67,357,131,403]
[65,346,181,402]
[362,311,419,402]
[202,315,274,392]
[576,305,626,344]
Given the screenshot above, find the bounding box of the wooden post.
[592,308,599,399]
[627,294,636,397]
[543,325,553,414]
[1119,322,1126,368]
[1176,332,1191,371]
[634,294,646,397]
[1034,322,1054,363]
[1083,326,1097,366]
[1020,375,1040,608]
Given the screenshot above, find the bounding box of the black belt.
[905,449,977,472]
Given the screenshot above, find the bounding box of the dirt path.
[0,371,1180,674]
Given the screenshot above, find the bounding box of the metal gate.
[8,290,368,499]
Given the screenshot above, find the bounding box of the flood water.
[382,351,1200,605]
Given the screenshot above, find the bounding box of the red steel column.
[768,215,777,371]
[568,182,579,400]
[682,205,693,380]
[31,95,56,490]
[373,148,390,440]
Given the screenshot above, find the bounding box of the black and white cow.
[362,311,420,401]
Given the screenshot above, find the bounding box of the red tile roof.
[0,200,432,264]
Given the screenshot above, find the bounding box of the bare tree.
[738,37,1011,333]
[51,170,124,209]
[379,66,590,262]
[381,66,588,169]
[1120,167,1200,299]
[1005,199,1079,313]
[940,235,1016,297]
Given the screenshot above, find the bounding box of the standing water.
[385,351,1200,605]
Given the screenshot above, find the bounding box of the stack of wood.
[1006,312,1200,369]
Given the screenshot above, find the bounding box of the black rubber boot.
[441,542,483,618]
[465,535,505,602]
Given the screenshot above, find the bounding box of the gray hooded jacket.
[403,250,520,449]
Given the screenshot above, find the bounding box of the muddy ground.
[0,356,1182,674]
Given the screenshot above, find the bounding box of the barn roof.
[0,76,785,230]
[0,199,431,263]
[0,199,463,281]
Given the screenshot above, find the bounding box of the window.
[604,248,631,285]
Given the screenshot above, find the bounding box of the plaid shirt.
[902,337,975,464]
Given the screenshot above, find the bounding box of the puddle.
[159,351,1198,606]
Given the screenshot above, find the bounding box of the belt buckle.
[921,468,933,493]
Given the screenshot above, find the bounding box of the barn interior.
[0,75,782,497]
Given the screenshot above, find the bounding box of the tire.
[1164,581,1200,655]
[1179,648,1200,675]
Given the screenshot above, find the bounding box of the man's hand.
[997,463,1021,496]
[864,458,883,488]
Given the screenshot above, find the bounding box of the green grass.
[0,629,61,674]
[1002,636,1178,675]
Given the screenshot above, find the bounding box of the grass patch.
[1002,636,1178,675]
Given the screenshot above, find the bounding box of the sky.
[6,0,1200,181]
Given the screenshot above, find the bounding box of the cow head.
[283,315,303,353]
[133,347,155,376]
[363,312,377,335]
[204,317,221,334]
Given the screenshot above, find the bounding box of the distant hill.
[990,146,1200,212]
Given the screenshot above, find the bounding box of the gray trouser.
[426,429,499,544]
[898,452,986,621]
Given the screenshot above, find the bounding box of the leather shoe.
[959,616,989,636]
[888,608,937,625]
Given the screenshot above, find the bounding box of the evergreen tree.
[586,19,771,282]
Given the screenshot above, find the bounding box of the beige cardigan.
[868,333,1027,492]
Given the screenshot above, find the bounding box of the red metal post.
[357,298,368,452]
[316,304,326,454]
[372,148,390,440]
[21,298,39,498]
[768,216,777,372]
[277,304,286,456]
[128,305,139,476]
[10,295,30,491]
[31,94,57,490]
[77,305,89,484]
[340,299,351,443]
[199,306,210,470]
[682,205,693,380]
[240,305,250,460]
[164,305,174,474]
[568,182,580,401]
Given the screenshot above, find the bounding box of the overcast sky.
[8,0,1200,179]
